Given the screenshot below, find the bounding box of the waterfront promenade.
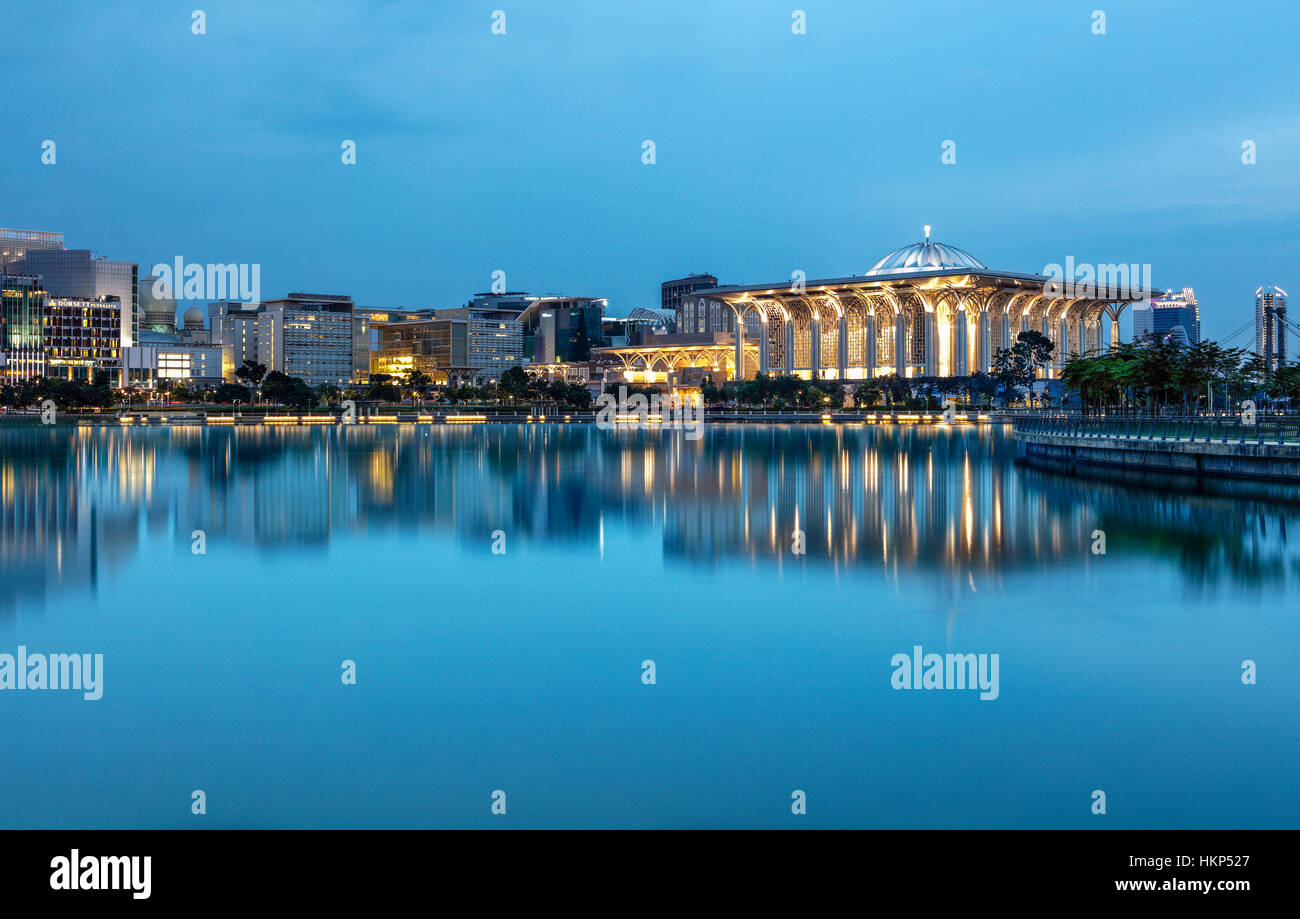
[1013,415,1300,482]
[2,408,1016,427]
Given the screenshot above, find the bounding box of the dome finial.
[924,224,931,242]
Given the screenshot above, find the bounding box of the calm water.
[1,422,1296,828]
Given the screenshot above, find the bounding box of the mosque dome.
[865,227,986,276]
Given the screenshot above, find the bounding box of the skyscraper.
[1132,287,1200,346]
[1256,286,1288,374]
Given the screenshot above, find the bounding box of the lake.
[1,421,1296,828]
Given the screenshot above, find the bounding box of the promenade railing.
[1012,414,1300,446]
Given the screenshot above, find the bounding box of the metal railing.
[1013,414,1300,446]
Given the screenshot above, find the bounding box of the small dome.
[866,228,986,276]
[183,306,205,327]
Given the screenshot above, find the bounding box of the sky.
[3,0,1298,348]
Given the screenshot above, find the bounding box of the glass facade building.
[1132,287,1200,347]
[1,275,47,381]
[373,319,470,383]
[1256,286,1288,374]
[9,249,139,349]
[514,297,607,363]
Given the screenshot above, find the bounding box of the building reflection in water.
[1,422,1298,612]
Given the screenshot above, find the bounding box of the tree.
[262,371,317,409]
[235,360,266,386]
[964,371,998,407]
[365,373,401,403]
[401,368,432,404]
[853,381,882,408]
[499,366,531,404]
[1012,331,1055,380]
[315,383,343,408]
[213,383,252,404]
[991,346,1033,407]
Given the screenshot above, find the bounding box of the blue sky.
[4,0,1297,346]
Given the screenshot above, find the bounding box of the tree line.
[1061,335,1300,415]
[0,361,596,412]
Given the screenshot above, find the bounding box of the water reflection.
[2,422,1299,611]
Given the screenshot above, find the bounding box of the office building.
[663,274,720,334]
[0,274,47,381]
[468,291,537,314]
[8,248,139,349]
[353,307,425,379]
[373,318,467,383]
[515,296,607,362]
[124,332,226,388]
[0,228,64,271]
[1133,287,1200,347]
[430,307,525,377]
[258,293,355,387]
[209,300,264,372]
[374,309,523,384]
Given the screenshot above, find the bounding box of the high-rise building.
[8,248,139,349]
[0,229,64,271]
[662,274,719,334]
[1256,286,1288,374]
[258,293,355,387]
[1133,287,1200,347]
[0,274,47,380]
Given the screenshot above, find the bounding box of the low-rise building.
[374,308,524,384]
[123,331,226,388]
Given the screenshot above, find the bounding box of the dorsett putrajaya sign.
[699,229,1147,381]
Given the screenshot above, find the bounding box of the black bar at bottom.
[0,830,1284,907]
